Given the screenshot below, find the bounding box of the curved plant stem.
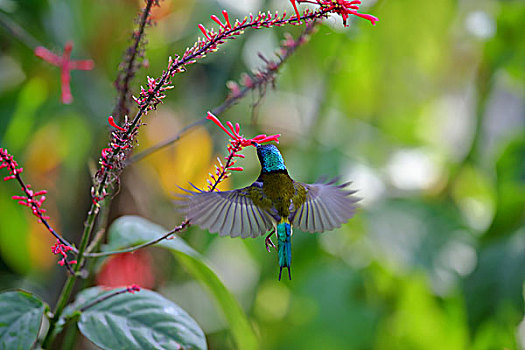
[129,22,318,165]
[84,220,190,258]
[42,205,98,348]
[127,120,207,165]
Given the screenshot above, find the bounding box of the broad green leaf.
[464,229,525,332]
[103,216,258,350]
[3,77,48,153]
[0,290,46,350]
[485,134,525,240]
[73,287,206,350]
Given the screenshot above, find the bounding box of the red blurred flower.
[34,41,94,104]
[96,251,155,289]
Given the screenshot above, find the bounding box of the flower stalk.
[129,21,318,165]
[205,113,280,191]
[0,148,75,251]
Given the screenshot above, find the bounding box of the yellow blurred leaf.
[25,123,62,174]
[28,219,56,271]
[142,112,231,196]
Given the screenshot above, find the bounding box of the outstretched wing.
[290,179,359,233]
[175,183,275,238]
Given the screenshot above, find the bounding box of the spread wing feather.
[291,179,359,233]
[176,184,274,238]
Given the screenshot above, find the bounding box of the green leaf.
[486,134,525,240]
[0,290,46,350]
[103,215,258,350]
[72,286,206,350]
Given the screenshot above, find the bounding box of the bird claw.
[265,236,276,252]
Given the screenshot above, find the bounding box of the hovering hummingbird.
[177,143,358,280]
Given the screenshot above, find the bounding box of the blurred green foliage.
[0,0,524,349]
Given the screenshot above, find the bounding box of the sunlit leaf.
[486,133,525,239]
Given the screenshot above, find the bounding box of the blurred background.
[0,0,524,349]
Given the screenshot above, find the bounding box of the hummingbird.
[177,143,358,280]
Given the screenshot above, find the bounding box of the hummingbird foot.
[265,237,276,252]
[265,230,276,252]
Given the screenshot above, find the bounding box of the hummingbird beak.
[251,141,258,147]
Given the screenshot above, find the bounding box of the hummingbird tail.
[277,220,292,281]
[278,266,292,281]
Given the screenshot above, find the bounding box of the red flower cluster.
[196,10,301,56]
[0,148,50,222]
[51,240,77,266]
[226,23,315,102]
[12,190,48,220]
[132,75,174,111]
[34,41,94,104]
[291,0,378,26]
[127,284,141,294]
[205,112,280,191]
[93,116,138,204]
[318,0,378,26]
[1,148,23,182]
[132,1,377,123]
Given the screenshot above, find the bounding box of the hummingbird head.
[256,144,287,173]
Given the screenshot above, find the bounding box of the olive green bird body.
[177,144,358,280]
[256,172,298,280]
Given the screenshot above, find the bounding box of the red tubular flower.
[290,0,301,20]
[198,24,211,41]
[108,116,127,131]
[34,41,94,104]
[221,10,232,29]
[206,112,281,148]
[206,113,236,139]
[317,0,378,26]
[205,112,281,191]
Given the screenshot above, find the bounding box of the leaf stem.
[78,286,140,312]
[84,220,190,258]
